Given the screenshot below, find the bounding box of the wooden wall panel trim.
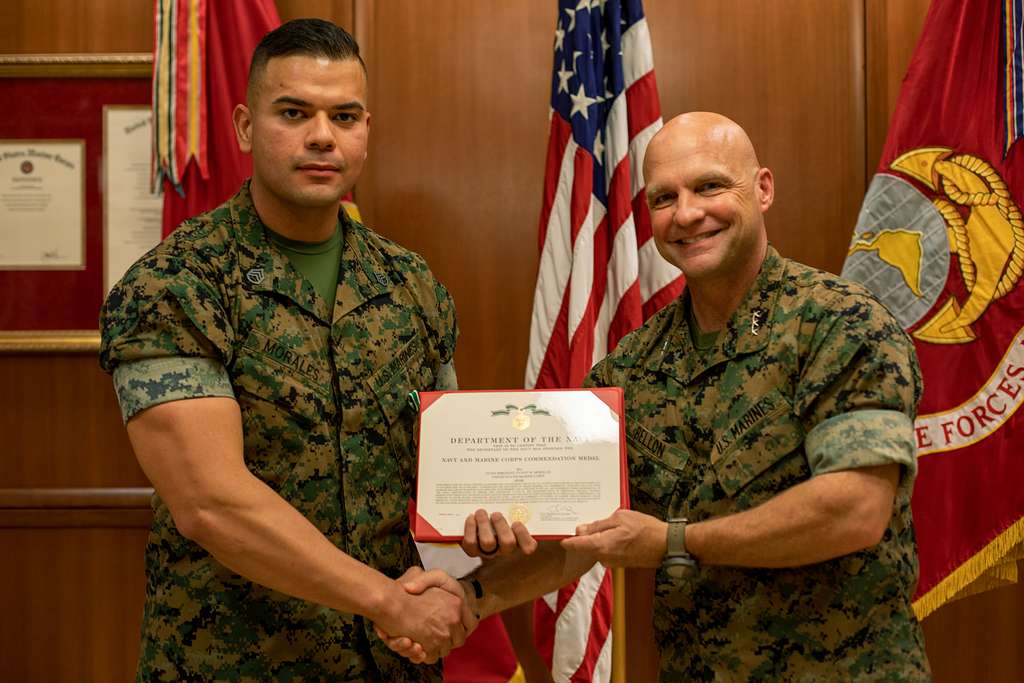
[0,330,99,353]
[0,53,151,78]
[0,486,153,508]
[0,487,154,528]
[0,508,153,528]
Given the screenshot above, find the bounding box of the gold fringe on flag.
[913,515,1024,620]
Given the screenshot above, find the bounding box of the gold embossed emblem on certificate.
[508,504,531,525]
[491,403,551,431]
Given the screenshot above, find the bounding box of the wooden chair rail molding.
[0,330,100,354]
[0,487,154,527]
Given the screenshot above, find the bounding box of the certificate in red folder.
[411,388,629,542]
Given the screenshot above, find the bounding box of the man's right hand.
[374,567,477,663]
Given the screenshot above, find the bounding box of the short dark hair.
[247,18,366,101]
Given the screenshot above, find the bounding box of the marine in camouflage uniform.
[425,112,931,682]
[101,182,455,681]
[585,245,930,681]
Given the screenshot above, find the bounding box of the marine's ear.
[754,167,774,213]
[233,104,254,154]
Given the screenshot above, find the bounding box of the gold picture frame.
[0,53,152,78]
[0,330,100,354]
[0,53,152,351]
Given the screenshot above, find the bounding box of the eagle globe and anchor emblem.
[842,147,1024,455]
[843,147,1024,344]
[490,403,551,431]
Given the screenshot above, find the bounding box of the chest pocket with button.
[626,421,689,518]
[711,390,807,506]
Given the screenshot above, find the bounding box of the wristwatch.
[663,517,698,578]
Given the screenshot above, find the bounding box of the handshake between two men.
[375,506,670,664]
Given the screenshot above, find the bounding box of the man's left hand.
[560,509,667,568]
[462,509,538,558]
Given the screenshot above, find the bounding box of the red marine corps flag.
[842,0,1024,618]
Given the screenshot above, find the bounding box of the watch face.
[663,557,698,579]
[665,564,696,579]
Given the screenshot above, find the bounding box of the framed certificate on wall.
[0,53,151,351]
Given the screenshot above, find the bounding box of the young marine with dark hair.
[101,18,469,681]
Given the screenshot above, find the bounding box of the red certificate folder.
[411,387,629,542]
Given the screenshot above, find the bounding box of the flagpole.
[611,567,626,683]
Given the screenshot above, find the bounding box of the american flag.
[525,1,684,681]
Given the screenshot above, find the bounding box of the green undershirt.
[688,301,720,351]
[266,223,343,310]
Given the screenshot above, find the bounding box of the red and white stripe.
[525,15,684,683]
[526,16,684,391]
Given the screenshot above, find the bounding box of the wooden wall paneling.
[355,0,557,391]
[645,0,866,275]
[0,1,356,55]
[864,0,931,179]
[0,355,143,488]
[0,527,149,682]
[277,0,355,31]
[624,568,660,682]
[0,350,147,680]
[919,563,1024,683]
[0,0,153,54]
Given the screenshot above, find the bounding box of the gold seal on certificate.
[411,388,628,541]
[508,504,531,524]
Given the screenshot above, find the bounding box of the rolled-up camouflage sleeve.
[100,246,236,421]
[795,295,923,484]
[112,357,235,422]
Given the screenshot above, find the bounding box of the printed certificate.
[103,106,162,293]
[412,388,628,541]
[0,140,84,268]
